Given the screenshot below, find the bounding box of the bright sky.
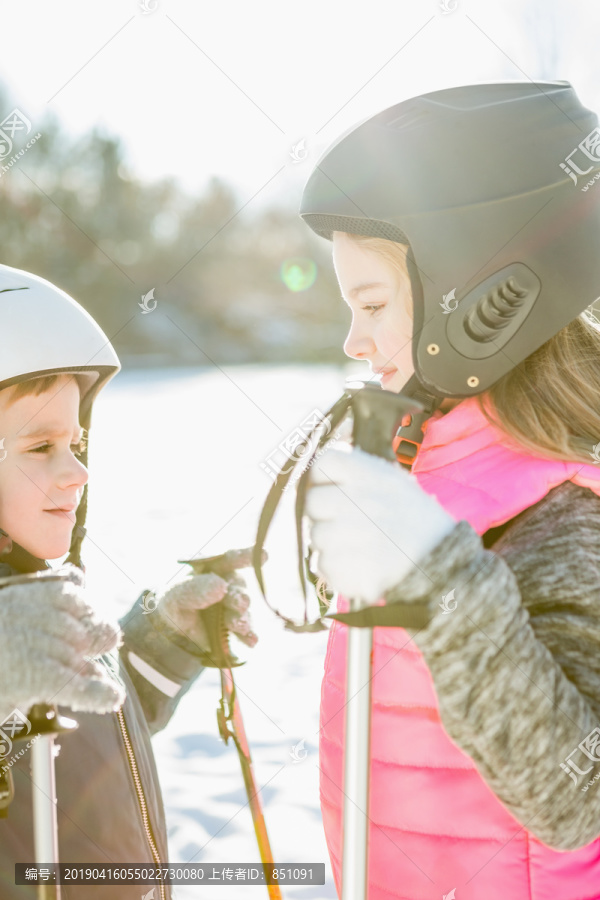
[1,0,599,205]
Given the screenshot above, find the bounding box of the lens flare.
[280,258,317,292]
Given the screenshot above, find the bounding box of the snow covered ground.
[80,363,366,900]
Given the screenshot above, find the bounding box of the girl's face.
[333,231,415,394]
[0,375,88,561]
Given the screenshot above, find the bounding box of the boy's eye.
[362,304,384,316]
[29,441,86,458]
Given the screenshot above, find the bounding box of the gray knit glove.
[154,548,260,651]
[0,564,125,724]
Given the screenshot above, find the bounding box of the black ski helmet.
[300,82,600,452]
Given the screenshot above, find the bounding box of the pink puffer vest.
[320,396,600,899]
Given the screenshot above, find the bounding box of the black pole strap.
[252,391,354,632]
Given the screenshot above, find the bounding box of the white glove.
[305,447,457,604]
[0,565,125,724]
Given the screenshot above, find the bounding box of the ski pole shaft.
[178,550,282,899]
[31,733,61,900]
[219,670,282,900]
[339,383,426,899]
[341,611,372,900]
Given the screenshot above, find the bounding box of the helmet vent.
[465,275,529,342]
[446,263,542,360]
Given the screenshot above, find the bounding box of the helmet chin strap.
[393,373,447,469]
[0,529,49,573]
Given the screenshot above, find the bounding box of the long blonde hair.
[343,231,600,465]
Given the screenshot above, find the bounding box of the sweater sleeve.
[389,481,600,852]
[118,594,209,736]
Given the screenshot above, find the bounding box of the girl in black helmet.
[303,82,600,899]
[0,265,257,899]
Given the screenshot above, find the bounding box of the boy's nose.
[74,459,89,488]
[58,455,88,490]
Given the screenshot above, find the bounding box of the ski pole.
[178,551,282,900]
[216,667,282,900]
[29,703,78,900]
[340,384,424,900]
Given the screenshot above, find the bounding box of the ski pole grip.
[196,601,243,670]
[178,553,245,670]
[346,381,425,461]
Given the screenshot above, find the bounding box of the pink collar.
[409,397,600,534]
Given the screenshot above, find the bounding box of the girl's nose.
[344,318,375,360]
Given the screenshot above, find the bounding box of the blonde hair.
[340,232,412,318]
[343,231,600,466]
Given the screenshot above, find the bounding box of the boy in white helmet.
[0,265,257,899]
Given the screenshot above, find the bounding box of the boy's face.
[0,376,88,561]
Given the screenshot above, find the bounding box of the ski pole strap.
[327,597,431,630]
[252,391,354,632]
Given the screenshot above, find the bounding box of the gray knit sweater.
[390,478,600,852]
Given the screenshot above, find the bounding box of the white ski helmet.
[0,264,121,569]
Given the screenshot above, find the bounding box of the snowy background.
[80,364,364,900]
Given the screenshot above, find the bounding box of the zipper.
[116,706,167,900]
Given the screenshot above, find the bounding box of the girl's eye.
[362,304,384,316]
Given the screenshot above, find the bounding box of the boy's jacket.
[321,397,600,900]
